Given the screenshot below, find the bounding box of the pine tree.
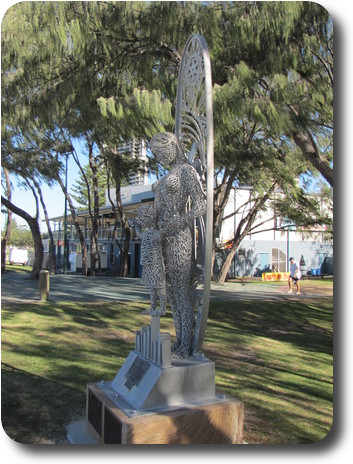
[71,163,107,211]
[2,2,333,283]
[1,168,13,271]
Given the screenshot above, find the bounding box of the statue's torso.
[154,165,189,232]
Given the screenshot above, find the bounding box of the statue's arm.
[182,165,207,220]
[152,180,160,192]
[128,218,143,238]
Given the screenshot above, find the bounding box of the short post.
[39,270,50,301]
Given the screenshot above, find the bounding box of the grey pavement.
[1,273,150,304]
[1,272,332,304]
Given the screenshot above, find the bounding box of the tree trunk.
[215,183,276,284]
[115,183,131,277]
[1,196,43,279]
[105,164,124,275]
[56,174,88,275]
[1,168,12,272]
[103,149,131,277]
[216,237,243,284]
[32,178,56,274]
[28,217,44,279]
[293,130,333,187]
[211,169,237,278]
[88,145,100,276]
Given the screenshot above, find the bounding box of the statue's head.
[150,132,185,166]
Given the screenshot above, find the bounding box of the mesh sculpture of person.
[129,205,166,316]
[150,132,207,358]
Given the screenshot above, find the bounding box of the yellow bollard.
[39,269,50,301]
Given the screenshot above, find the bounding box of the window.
[272,248,286,272]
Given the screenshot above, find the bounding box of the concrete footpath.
[1,272,333,304]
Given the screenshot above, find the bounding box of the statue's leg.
[167,228,194,358]
[150,289,157,312]
[171,285,193,357]
[163,240,181,349]
[152,287,167,316]
[158,286,167,315]
[167,287,182,349]
[142,288,157,315]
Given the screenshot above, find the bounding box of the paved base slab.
[66,419,99,445]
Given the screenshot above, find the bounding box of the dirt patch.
[299,280,333,296]
[1,364,85,444]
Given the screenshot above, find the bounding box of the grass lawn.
[3,263,32,274]
[1,289,333,444]
[206,297,333,444]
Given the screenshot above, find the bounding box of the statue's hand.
[166,214,187,233]
[152,180,160,192]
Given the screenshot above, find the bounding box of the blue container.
[316,268,321,275]
[311,269,317,275]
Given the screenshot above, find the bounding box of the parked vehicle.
[9,248,28,266]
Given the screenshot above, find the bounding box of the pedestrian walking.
[287,257,302,294]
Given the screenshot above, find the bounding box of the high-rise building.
[117,139,148,186]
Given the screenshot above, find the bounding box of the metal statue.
[129,204,167,316]
[132,35,214,358]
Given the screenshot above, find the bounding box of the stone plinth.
[86,383,244,444]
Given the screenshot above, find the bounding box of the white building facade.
[215,187,333,277]
[48,183,332,278]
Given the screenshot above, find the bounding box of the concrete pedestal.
[104,351,216,414]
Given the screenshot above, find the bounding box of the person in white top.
[287,257,302,294]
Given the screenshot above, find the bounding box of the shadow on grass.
[2,297,332,444]
[1,301,149,391]
[205,298,333,444]
[1,363,85,444]
[1,302,147,444]
[208,299,332,354]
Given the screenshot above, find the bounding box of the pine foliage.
[70,163,107,211]
[1,1,333,247]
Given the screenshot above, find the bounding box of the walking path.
[1,272,333,304]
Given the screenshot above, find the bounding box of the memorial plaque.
[87,390,102,437]
[104,407,123,444]
[124,356,150,390]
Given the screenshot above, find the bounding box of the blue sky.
[6,162,79,227]
[0,0,336,232]
[2,139,157,230]
[2,143,85,230]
